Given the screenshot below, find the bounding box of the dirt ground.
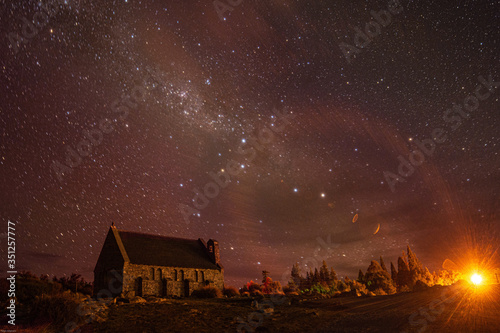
[87,283,500,333]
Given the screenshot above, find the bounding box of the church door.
[184,279,190,297]
[136,277,143,297]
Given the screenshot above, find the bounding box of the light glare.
[470,273,483,286]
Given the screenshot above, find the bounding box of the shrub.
[349,280,368,295]
[337,281,350,292]
[310,283,329,294]
[373,288,387,296]
[413,280,430,291]
[248,281,262,293]
[250,290,264,298]
[25,292,85,330]
[241,291,250,297]
[191,286,222,298]
[223,286,240,298]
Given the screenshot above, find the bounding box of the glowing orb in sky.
[470,273,483,286]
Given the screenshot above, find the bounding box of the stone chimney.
[207,239,220,265]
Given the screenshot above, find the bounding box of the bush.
[413,280,430,291]
[191,286,222,298]
[241,291,250,297]
[247,281,262,293]
[372,288,387,296]
[337,281,350,292]
[25,292,85,330]
[250,290,264,298]
[310,283,329,294]
[349,281,368,295]
[223,286,240,298]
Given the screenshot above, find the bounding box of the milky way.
[1,0,499,287]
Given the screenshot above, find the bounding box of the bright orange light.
[470,273,483,286]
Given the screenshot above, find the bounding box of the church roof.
[113,228,219,270]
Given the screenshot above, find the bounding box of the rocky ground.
[86,283,500,333]
[5,283,499,332]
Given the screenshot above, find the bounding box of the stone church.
[94,224,224,298]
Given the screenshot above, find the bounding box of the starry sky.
[1,0,499,287]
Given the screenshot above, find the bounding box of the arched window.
[157,268,162,280]
[180,270,184,281]
[173,269,178,281]
[195,270,199,282]
[150,267,155,280]
[200,271,205,282]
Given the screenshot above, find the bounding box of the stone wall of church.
[121,262,223,298]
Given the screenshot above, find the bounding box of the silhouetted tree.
[262,270,270,285]
[357,269,365,283]
[329,267,338,282]
[313,268,320,285]
[319,260,330,284]
[289,263,301,291]
[390,262,398,282]
[397,256,411,291]
[364,260,396,294]
[380,256,388,272]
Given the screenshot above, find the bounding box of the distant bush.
[310,283,329,294]
[250,290,264,298]
[349,280,368,296]
[241,291,250,297]
[399,285,411,293]
[413,280,430,291]
[25,292,84,330]
[372,288,387,296]
[282,285,293,294]
[223,286,240,298]
[191,286,222,298]
[247,281,262,293]
[11,275,63,306]
[337,281,350,292]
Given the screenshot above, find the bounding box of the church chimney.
[207,239,220,265]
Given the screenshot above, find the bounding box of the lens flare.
[470,273,483,286]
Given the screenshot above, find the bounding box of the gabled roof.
[112,228,219,270]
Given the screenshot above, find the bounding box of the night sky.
[1,0,499,287]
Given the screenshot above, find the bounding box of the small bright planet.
[470,273,483,286]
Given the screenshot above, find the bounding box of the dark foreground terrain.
[88,284,500,333]
[4,283,499,332]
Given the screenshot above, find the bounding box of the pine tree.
[290,263,301,289]
[330,267,338,282]
[288,263,302,291]
[357,269,365,283]
[397,256,411,291]
[319,260,330,284]
[313,268,320,285]
[364,260,395,294]
[380,256,388,272]
[305,271,311,289]
[390,262,398,282]
[262,270,270,285]
[407,246,424,287]
[423,267,433,286]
